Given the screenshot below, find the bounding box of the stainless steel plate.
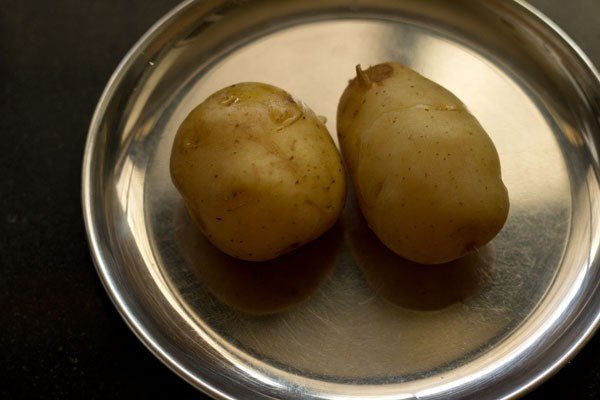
[82,1,600,398]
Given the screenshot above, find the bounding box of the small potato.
[170,82,346,261]
[338,63,509,264]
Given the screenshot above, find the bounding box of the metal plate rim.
[80,1,231,398]
[81,1,600,399]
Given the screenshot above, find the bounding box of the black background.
[1,0,599,399]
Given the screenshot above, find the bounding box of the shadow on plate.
[344,195,495,311]
[174,207,341,316]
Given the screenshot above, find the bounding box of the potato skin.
[337,63,509,264]
[170,82,346,261]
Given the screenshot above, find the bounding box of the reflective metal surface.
[82,1,600,398]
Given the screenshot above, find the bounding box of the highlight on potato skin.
[337,62,509,264]
[170,82,346,261]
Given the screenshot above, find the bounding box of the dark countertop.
[1,0,598,398]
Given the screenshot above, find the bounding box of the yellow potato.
[170,82,346,261]
[338,62,509,264]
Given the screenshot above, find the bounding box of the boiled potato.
[170,82,346,261]
[338,62,509,264]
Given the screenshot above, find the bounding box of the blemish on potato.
[369,63,394,82]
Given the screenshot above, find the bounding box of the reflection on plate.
[345,193,495,311]
[174,207,341,315]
